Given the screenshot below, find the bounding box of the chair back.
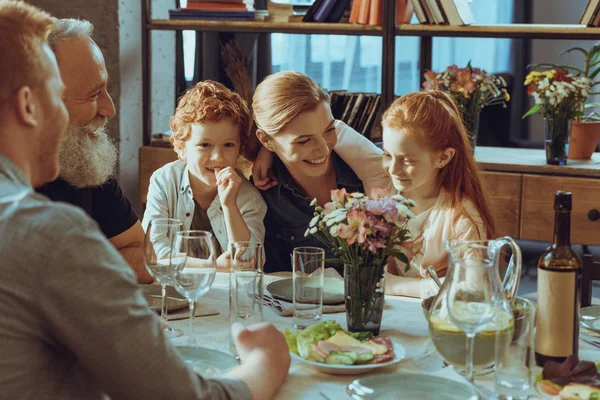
[581,254,600,308]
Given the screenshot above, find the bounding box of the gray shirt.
[0,155,251,400]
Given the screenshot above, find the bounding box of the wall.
[529,0,597,141]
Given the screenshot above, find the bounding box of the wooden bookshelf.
[141,0,600,145]
[148,19,383,36]
[396,23,600,40]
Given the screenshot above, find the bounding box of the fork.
[581,335,600,349]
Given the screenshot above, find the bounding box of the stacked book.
[169,0,255,21]
[302,0,352,23]
[580,0,600,27]
[348,0,413,25]
[409,0,474,25]
[330,91,381,139]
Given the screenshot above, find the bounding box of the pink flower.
[323,201,337,215]
[422,70,439,90]
[338,210,368,245]
[330,188,347,204]
[450,69,476,95]
[370,188,390,200]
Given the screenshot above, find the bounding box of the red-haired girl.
[376,90,495,297]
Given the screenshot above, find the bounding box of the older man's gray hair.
[48,18,94,52]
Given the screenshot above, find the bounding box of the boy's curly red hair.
[170,80,250,158]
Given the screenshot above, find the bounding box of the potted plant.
[531,44,600,160]
[422,62,510,149]
[523,68,591,165]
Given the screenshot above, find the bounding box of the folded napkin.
[166,303,219,321]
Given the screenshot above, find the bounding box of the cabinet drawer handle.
[589,209,600,221]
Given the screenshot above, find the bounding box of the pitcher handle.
[495,236,522,300]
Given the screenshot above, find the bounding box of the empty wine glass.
[445,242,497,383]
[143,218,185,338]
[172,230,217,347]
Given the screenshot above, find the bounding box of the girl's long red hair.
[382,90,496,240]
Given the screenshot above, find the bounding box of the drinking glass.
[494,296,536,399]
[143,218,185,338]
[445,244,497,383]
[293,247,325,329]
[229,241,263,357]
[172,230,217,347]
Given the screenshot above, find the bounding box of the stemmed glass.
[445,243,497,384]
[172,230,217,347]
[143,218,185,338]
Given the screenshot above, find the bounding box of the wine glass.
[143,218,185,338]
[445,242,497,383]
[172,230,217,347]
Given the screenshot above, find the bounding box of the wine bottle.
[535,191,582,367]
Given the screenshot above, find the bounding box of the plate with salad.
[284,320,405,375]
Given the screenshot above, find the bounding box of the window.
[270,0,514,94]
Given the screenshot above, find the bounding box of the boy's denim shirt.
[261,151,364,273]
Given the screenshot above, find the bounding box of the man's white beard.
[57,119,118,188]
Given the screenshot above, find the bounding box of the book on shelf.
[327,0,351,23]
[426,0,445,24]
[368,0,382,26]
[313,0,337,21]
[169,9,256,20]
[330,91,381,139]
[397,0,415,25]
[410,0,427,23]
[357,0,371,24]
[265,1,309,22]
[169,0,257,20]
[407,0,474,25]
[580,0,600,26]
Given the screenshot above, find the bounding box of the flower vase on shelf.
[544,117,572,166]
[344,262,386,336]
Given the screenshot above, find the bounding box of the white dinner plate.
[175,346,238,377]
[290,339,405,375]
[347,373,479,400]
[580,306,600,334]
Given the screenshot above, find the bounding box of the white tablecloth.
[168,273,598,400]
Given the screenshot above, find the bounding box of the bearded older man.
[36,18,151,283]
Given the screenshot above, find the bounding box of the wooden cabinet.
[482,172,522,238]
[476,147,600,246]
[521,175,600,245]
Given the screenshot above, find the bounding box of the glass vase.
[462,110,480,150]
[344,262,386,336]
[544,117,572,166]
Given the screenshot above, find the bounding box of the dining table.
[165,273,600,400]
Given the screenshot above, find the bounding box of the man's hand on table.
[227,322,291,400]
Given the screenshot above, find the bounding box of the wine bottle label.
[536,269,577,357]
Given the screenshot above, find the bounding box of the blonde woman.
[252,71,388,273]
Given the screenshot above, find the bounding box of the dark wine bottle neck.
[553,210,571,247]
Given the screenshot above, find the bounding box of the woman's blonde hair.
[252,71,329,135]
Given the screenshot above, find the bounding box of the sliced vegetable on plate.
[284,320,395,366]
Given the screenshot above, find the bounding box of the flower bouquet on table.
[422,62,510,148]
[305,188,414,335]
[523,68,592,165]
